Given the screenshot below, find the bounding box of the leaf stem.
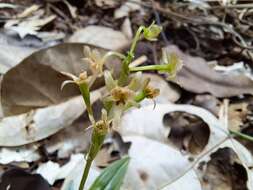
[79,157,93,190]
[118,26,144,85]
[229,130,253,142]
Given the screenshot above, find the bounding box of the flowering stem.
[118,26,145,86]
[129,64,169,72]
[79,123,107,190]
[79,156,92,190]
[129,26,145,56]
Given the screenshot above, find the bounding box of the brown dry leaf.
[227,101,248,131]
[1,43,106,116]
[68,26,129,50]
[165,45,253,97]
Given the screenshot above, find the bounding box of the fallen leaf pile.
[1,1,253,190]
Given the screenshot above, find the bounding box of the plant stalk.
[118,26,144,85]
[79,157,93,190]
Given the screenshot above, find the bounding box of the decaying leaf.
[36,154,84,185]
[114,0,142,19]
[0,44,37,74]
[5,15,56,39]
[0,89,102,146]
[0,144,40,164]
[68,26,129,50]
[1,43,106,116]
[119,103,253,189]
[165,45,253,97]
[227,101,249,131]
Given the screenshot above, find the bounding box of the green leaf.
[89,157,130,190]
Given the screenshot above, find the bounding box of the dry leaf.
[5,15,56,38]
[1,43,106,116]
[68,26,129,50]
[114,0,142,19]
[36,154,84,185]
[0,144,40,164]
[121,17,133,39]
[0,90,102,146]
[0,44,37,74]
[119,103,253,189]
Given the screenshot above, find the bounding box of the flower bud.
[143,22,162,41]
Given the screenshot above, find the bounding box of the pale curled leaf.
[119,103,253,189]
[0,89,102,146]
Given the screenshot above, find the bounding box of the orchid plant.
[62,22,182,190]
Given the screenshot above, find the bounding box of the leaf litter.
[1,0,253,190]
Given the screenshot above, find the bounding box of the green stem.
[229,130,253,142]
[129,26,145,55]
[78,123,107,190]
[79,157,93,190]
[118,26,145,85]
[130,64,168,72]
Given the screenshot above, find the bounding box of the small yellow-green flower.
[160,49,183,80]
[143,22,162,41]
